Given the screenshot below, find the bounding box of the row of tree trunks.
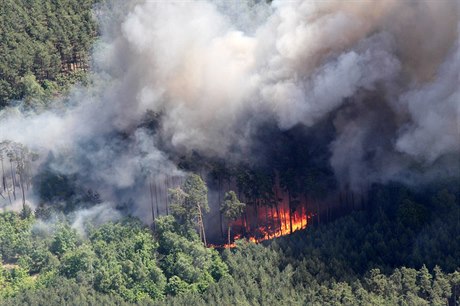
[154,169,371,244]
[197,203,207,246]
[148,174,185,224]
[60,52,89,73]
[1,142,36,210]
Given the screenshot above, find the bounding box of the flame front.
[218,201,313,248]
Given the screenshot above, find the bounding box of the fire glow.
[219,201,313,248]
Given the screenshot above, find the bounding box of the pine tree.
[169,174,209,246]
[220,191,245,245]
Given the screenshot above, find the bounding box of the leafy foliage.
[221,191,245,245]
[0,181,459,305]
[220,191,245,222]
[0,3,459,304]
[169,174,209,245]
[0,210,228,304]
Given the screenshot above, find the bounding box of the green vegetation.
[169,174,210,246]
[0,210,226,304]
[220,191,245,245]
[1,1,459,305]
[0,0,97,108]
[0,180,458,305]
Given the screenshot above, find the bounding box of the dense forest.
[0,0,97,108]
[0,180,459,305]
[1,0,459,305]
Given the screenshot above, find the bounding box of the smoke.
[396,38,460,162]
[0,0,459,221]
[71,202,122,236]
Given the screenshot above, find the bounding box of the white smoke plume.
[0,0,459,219]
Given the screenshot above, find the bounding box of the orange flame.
[214,203,313,248]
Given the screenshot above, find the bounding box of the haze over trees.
[0,141,38,209]
[0,0,459,305]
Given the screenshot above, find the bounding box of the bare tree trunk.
[164,178,169,215]
[264,204,270,238]
[293,210,297,230]
[1,158,11,204]
[149,177,155,229]
[201,221,207,246]
[278,205,284,235]
[218,179,224,239]
[227,225,231,246]
[254,200,259,232]
[244,212,249,235]
[300,203,304,229]
[19,173,26,210]
[0,158,4,191]
[306,201,310,226]
[201,221,207,247]
[155,181,160,218]
[153,180,159,217]
[9,160,16,200]
[274,186,282,234]
[288,191,293,234]
[25,164,31,190]
[197,203,207,246]
[198,224,203,242]
[244,199,251,234]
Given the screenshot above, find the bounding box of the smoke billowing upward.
[0,0,459,220]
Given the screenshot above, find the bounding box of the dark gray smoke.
[0,0,458,221]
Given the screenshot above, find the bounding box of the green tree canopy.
[170,173,209,246]
[220,191,245,245]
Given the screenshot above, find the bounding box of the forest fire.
[218,201,313,248]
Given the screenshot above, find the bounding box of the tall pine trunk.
[218,179,224,239]
[227,225,231,246]
[305,197,309,225]
[19,173,26,210]
[288,191,293,234]
[254,200,259,233]
[197,203,207,246]
[154,181,160,218]
[9,160,16,200]
[165,178,169,215]
[274,186,282,235]
[149,177,155,229]
[300,202,304,229]
[1,158,11,204]
[264,204,270,238]
[278,205,284,235]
